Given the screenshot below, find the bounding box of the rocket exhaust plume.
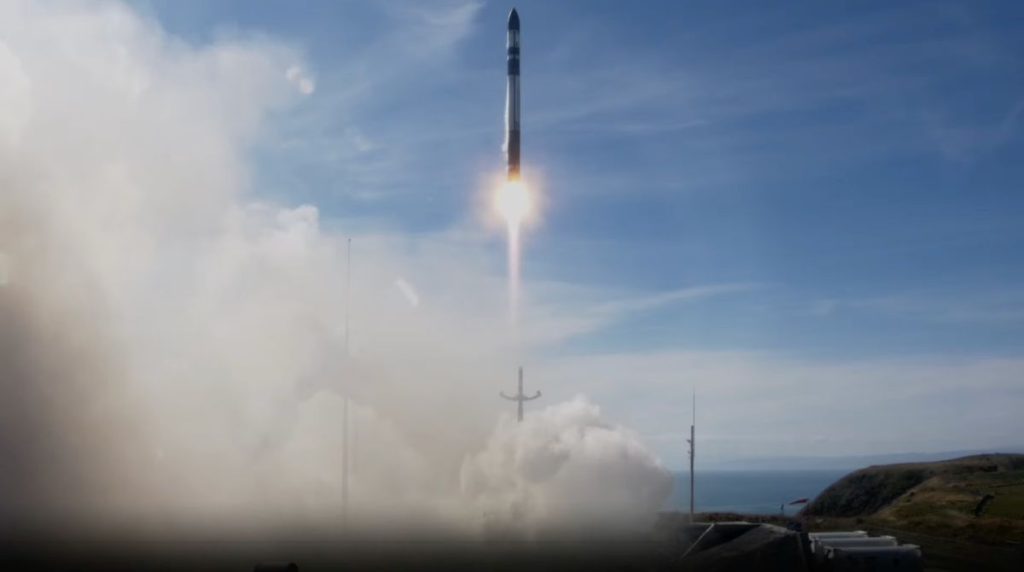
[507,212,522,321]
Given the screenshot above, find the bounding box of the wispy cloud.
[809,289,1024,325]
[518,282,760,347]
[527,2,1023,204]
[591,283,759,317]
[378,0,482,58]
[923,97,1024,162]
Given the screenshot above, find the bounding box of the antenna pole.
[688,390,696,521]
[342,237,352,529]
[345,237,351,351]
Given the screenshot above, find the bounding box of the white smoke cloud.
[461,397,672,536]
[0,251,9,286]
[286,64,316,95]
[394,277,421,307]
[0,0,670,536]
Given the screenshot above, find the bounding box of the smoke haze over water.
[0,0,669,538]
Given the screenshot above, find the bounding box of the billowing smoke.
[0,0,670,537]
[461,397,672,537]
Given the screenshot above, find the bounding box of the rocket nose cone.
[508,8,520,31]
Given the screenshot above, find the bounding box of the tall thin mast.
[342,237,351,529]
[688,390,696,521]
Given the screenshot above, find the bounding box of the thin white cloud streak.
[591,283,759,316]
[380,0,482,56]
[513,282,759,347]
[809,290,1024,325]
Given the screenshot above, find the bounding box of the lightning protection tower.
[500,366,541,422]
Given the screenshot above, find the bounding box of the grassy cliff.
[802,454,1024,543]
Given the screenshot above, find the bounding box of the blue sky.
[133,0,1024,465]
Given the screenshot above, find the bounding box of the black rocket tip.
[508,8,520,31]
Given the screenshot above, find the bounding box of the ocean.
[663,470,850,515]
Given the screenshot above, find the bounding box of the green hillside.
[803,454,1024,544]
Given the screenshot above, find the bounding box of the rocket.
[505,8,521,181]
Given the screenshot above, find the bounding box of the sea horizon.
[663,469,850,516]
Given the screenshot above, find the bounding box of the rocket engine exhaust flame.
[495,180,532,226]
[494,180,532,321]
